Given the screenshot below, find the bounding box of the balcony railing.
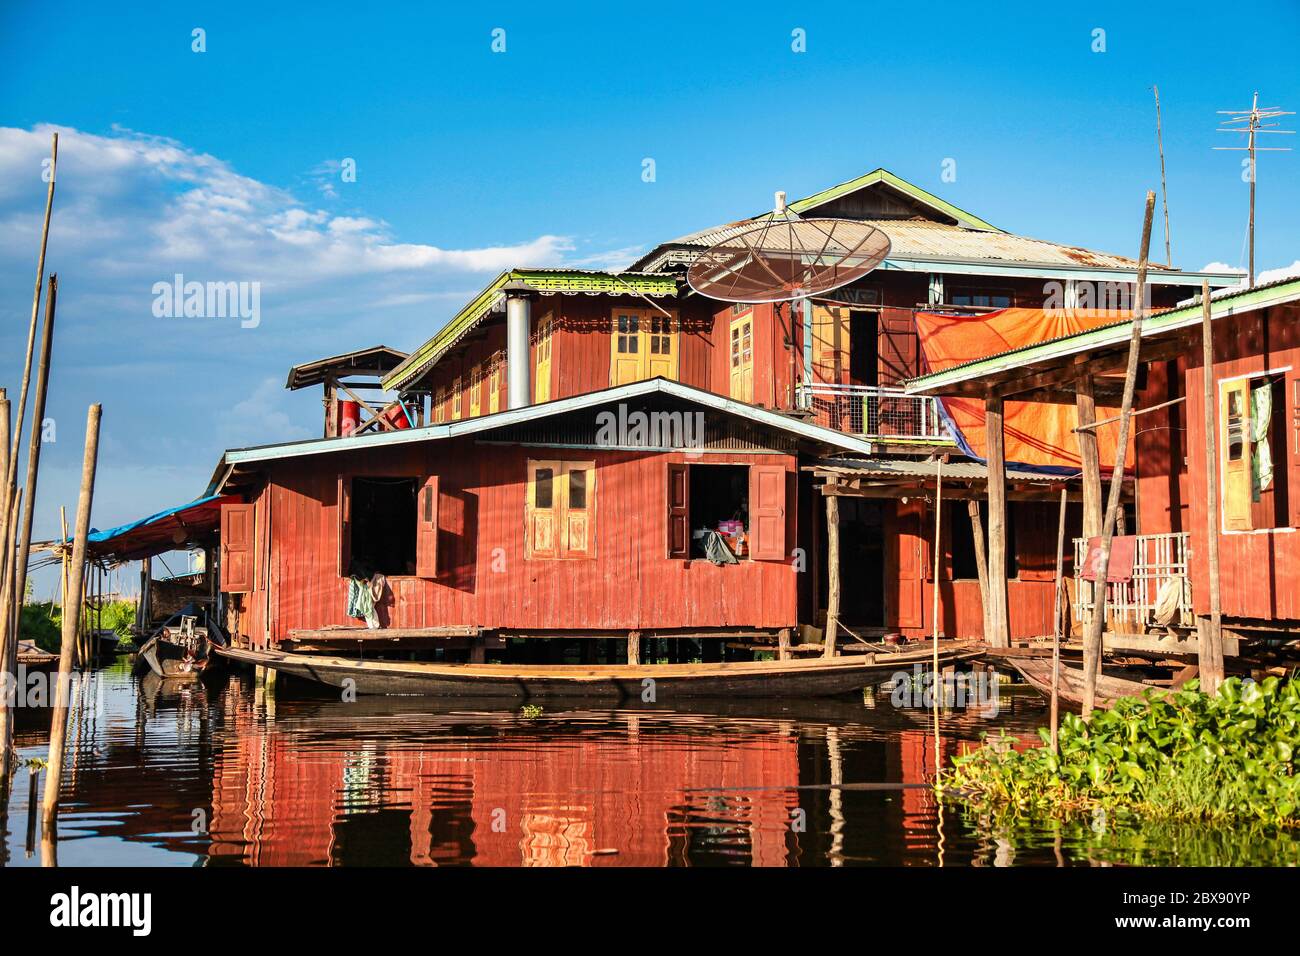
[795,383,953,443]
[1072,531,1193,631]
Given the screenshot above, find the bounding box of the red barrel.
[381,402,412,430]
[337,400,361,436]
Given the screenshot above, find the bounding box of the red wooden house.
[349,169,1234,645]
[908,277,1300,662]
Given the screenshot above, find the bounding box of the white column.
[505,287,532,409]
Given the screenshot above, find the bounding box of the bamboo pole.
[8,276,58,683]
[823,494,841,658]
[0,487,20,785]
[1081,192,1156,717]
[1199,280,1226,694]
[984,395,1010,647]
[931,459,944,780]
[43,404,101,830]
[1050,486,1068,752]
[967,500,990,642]
[9,132,57,494]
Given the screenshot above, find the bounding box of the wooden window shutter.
[559,462,595,558]
[219,503,255,593]
[526,460,560,558]
[748,465,787,561]
[416,475,440,578]
[892,499,925,629]
[337,476,352,576]
[667,462,690,558]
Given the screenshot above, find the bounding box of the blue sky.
[1,0,1298,594]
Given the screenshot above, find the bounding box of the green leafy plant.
[520,704,544,720]
[948,676,1300,828]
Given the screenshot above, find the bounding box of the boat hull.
[217,644,981,700]
[1010,657,1195,710]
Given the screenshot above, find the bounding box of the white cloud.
[1258,260,1300,285]
[0,124,575,288]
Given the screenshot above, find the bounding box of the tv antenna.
[1152,85,1172,267]
[1214,91,1293,286]
[686,191,891,303]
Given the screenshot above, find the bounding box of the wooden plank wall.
[233,442,799,646]
[1182,304,1300,622]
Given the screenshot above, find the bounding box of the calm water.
[1,659,1295,866]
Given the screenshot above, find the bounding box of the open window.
[340,476,418,577]
[666,462,786,561]
[526,460,595,559]
[1222,374,1290,531]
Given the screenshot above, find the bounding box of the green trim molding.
[789,168,1003,233]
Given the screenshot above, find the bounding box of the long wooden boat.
[16,640,58,672]
[1010,657,1197,711]
[216,643,984,700]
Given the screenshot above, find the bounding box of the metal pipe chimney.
[503,281,533,409]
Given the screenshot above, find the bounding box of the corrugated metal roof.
[812,459,1066,483]
[652,218,1168,272]
[206,378,881,494]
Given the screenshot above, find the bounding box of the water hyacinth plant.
[948,676,1300,827]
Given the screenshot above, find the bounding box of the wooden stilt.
[983,394,1010,647]
[967,500,990,643]
[1050,486,1068,752]
[626,631,640,666]
[1081,191,1156,717]
[823,494,841,657]
[44,404,101,829]
[1199,279,1226,694]
[931,458,944,780]
[777,627,792,661]
[1074,369,1103,660]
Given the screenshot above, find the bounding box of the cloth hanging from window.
[1251,382,1273,500]
[347,576,380,628]
[702,531,739,566]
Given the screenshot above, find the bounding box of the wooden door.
[219,503,255,593]
[610,311,642,386]
[890,499,925,628]
[729,313,754,402]
[415,475,440,578]
[1221,378,1252,531]
[645,314,678,381]
[535,316,553,403]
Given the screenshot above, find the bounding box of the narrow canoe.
[216,643,983,700]
[1010,657,1197,711]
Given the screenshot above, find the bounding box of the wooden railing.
[1072,531,1193,631]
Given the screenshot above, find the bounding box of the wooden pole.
[1199,280,1226,693]
[931,459,944,780]
[43,404,101,829]
[823,494,841,658]
[1050,486,1068,752]
[626,630,640,666]
[983,394,1010,647]
[967,500,990,642]
[9,132,57,492]
[1081,191,1156,717]
[10,275,58,664]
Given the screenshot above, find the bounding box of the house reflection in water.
[203,676,985,867]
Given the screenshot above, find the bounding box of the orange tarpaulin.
[915,307,1135,471]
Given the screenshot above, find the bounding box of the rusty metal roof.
[645,218,1169,273]
[810,458,1069,483]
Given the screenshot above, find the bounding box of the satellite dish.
[687,191,892,304]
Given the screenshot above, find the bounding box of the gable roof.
[286,345,408,390]
[905,276,1300,396]
[206,378,882,495]
[382,268,679,392]
[787,168,1001,231]
[626,169,1239,288]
